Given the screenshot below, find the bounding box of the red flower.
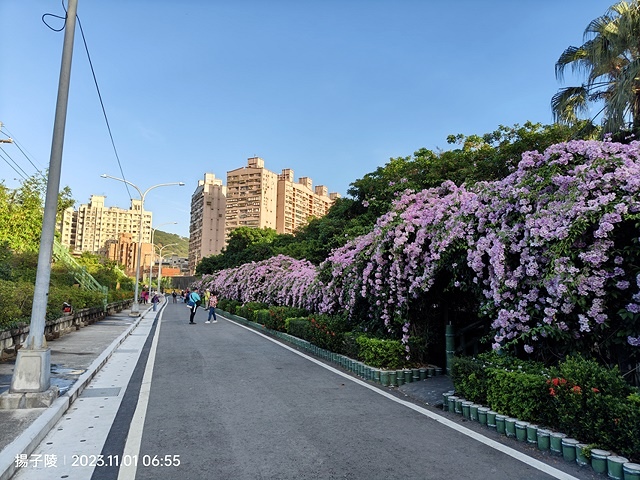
[571,386,582,394]
[549,388,556,396]
[592,387,600,393]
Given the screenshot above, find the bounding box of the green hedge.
[254,309,271,325]
[218,298,241,314]
[305,313,348,352]
[0,279,132,330]
[236,302,269,323]
[264,306,308,332]
[218,302,417,370]
[451,354,640,461]
[486,370,548,422]
[356,336,408,370]
[285,317,311,339]
[450,355,490,405]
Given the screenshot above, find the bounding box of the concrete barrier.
[0,299,134,360]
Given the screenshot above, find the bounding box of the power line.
[75,14,133,201]
[42,0,133,200]
[0,148,30,182]
[0,126,47,180]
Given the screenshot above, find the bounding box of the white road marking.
[223,314,582,480]
[117,307,164,480]
[11,312,157,480]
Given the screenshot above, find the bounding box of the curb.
[0,307,152,480]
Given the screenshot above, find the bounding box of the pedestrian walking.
[205,290,218,324]
[151,292,159,311]
[187,287,201,324]
[172,291,177,303]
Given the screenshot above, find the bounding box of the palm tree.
[552,1,640,136]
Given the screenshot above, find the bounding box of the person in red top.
[205,290,218,324]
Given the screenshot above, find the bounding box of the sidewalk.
[0,304,154,480]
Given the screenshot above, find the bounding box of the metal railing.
[52,239,108,311]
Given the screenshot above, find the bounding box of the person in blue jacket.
[188,287,201,324]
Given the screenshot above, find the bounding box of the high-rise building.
[276,169,340,235]
[225,157,278,238]
[188,173,227,274]
[188,157,340,273]
[58,194,152,256]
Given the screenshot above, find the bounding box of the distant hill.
[153,230,189,257]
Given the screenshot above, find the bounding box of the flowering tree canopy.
[197,255,320,312]
[198,140,640,358]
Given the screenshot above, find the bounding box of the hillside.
[153,230,189,257]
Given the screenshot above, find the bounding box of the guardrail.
[52,240,109,310]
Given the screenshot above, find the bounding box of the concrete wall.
[0,299,133,360]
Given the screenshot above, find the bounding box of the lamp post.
[144,253,152,302]
[8,0,78,399]
[156,243,177,293]
[101,175,184,316]
[149,222,177,295]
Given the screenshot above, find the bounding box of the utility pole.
[5,0,78,407]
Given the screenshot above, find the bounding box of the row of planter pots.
[219,310,444,386]
[444,393,640,480]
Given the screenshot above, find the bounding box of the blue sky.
[1,0,614,238]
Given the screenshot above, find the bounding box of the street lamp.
[101,174,185,316]
[8,0,78,398]
[150,222,177,295]
[156,243,177,293]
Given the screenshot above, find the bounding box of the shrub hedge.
[356,336,408,369]
[0,279,133,330]
[452,353,640,461]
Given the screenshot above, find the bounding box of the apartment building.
[188,173,227,274]
[106,232,153,276]
[225,157,278,238]
[58,195,152,256]
[187,157,340,273]
[276,169,340,235]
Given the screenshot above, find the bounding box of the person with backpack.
[151,292,159,311]
[187,287,201,324]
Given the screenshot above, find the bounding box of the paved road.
[12,301,598,480]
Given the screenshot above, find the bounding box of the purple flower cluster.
[319,140,640,352]
[195,140,640,355]
[196,255,320,311]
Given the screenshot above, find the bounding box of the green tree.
[74,252,129,290]
[0,174,74,253]
[552,1,640,135]
[196,227,279,274]
[291,198,374,264]
[348,122,594,224]
[224,227,278,255]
